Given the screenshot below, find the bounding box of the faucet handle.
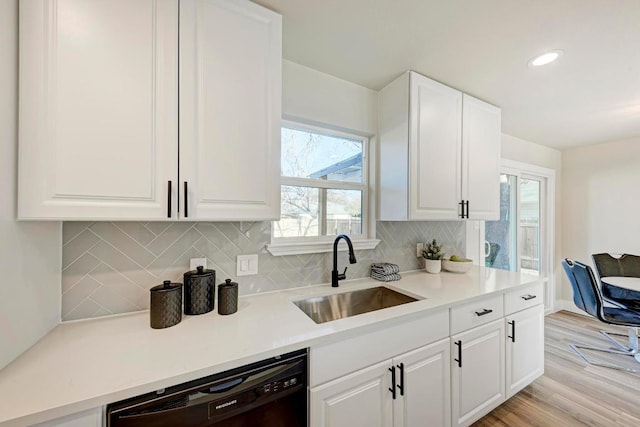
[338,267,347,280]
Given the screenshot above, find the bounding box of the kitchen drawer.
[310,309,449,386]
[504,282,543,315]
[450,293,503,335]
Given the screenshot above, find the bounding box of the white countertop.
[0,267,539,426]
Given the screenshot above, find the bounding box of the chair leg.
[599,327,639,353]
[569,343,639,373]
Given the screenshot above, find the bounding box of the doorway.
[470,160,555,312]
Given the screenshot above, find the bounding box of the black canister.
[183,265,216,315]
[150,280,183,329]
[218,279,238,315]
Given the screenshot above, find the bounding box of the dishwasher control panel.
[259,374,301,395]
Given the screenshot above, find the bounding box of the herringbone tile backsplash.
[61,221,465,320]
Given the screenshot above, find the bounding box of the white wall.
[283,60,377,135]
[501,133,563,303]
[562,136,640,267]
[0,0,61,369]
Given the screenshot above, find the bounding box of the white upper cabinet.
[180,0,281,220]
[19,0,179,220]
[19,0,281,221]
[461,94,501,220]
[378,71,501,221]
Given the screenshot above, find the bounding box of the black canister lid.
[151,280,182,293]
[184,265,215,278]
[219,278,238,288]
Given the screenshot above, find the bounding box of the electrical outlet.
[190,258,207,270]
[237,254,258,276]
[416,242,423,257]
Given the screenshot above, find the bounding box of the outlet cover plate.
[416,243,423,257]
[237,254,258,276]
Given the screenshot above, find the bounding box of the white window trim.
[267,121,380,256]
[267,237,380,256]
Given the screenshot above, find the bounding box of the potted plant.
[422,239,444,274]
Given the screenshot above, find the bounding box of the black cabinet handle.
[508,320,516,342]
[388,366,397,399]
[459,200,469,218]
[522,294,537,301]
[167,181,172,218]
[183,182,188,218]
[397,363,404,396]
[475,308,493,316]
[454,340,462,367]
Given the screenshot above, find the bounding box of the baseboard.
[553,299,588,316]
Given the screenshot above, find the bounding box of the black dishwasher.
[106,349,307,427]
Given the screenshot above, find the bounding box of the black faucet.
[332,234,357,287]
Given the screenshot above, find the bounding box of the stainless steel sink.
[293,286,419,324]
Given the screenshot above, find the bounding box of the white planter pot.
[424,259,441,274]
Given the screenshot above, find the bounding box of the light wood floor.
[473,310,640,427]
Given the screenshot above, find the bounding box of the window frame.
[267,120,379,256]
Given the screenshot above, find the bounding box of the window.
[268,122,378,255]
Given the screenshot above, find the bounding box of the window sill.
[266,238,380,256]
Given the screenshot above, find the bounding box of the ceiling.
[253,0,640,150]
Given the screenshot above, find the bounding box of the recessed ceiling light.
[528,50,563,67]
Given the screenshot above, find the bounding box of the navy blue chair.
[592,253,640,310]
[561,258,640,372]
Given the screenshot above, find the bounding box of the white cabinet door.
[19,0,178,220]
[393,338,451,427]
[451,319,505,427]
[179,0,281,221]
[311,360,393,427]
[409,72,462,220]
[506,304,544,398]
[461,94,501,220]
[379,71,501,222]
[34,407,102,427]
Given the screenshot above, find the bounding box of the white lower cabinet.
[310,338,451,427]
[451,319,506,427]
[393,339,451,427]
[309,287,545,427]
[311,359,393,427]
[33,407,102,427]
[506,304,545,398]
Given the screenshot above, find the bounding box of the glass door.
[519,177,542,276]
[472,160,554,312]
[485,174,544,276]
[485,174,518,271]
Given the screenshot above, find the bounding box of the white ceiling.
[254,0,640,150]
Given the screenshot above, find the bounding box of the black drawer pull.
[475,308,493,316]
[454,340,462,367]
[389,366,397,399]
[522,294,537,301]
